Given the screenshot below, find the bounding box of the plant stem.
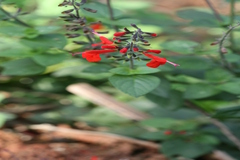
[205,0,223,22]
[72,0,94,45]
[86,34,94,44]
[230,0,235,48]
[129,42,134,69]
[106,0,118,31]
[218,23,240,70]
[0,6,32,28]
[185,101,240,151]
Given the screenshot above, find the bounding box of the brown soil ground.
[0,130,166,160]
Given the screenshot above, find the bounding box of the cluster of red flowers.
[73,24,179,68]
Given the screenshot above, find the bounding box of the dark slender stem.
[218,23,240,70]
[106,0,118,31]
[185,101,240,151]
[205,0,223,22]
[129,42,134,69]
[0,6,32,28]
[230,0,235,48]
[72,0,80,18]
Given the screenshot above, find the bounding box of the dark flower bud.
[73,41,89,45]
[131,24,138,29]
[124,27,131,32]
[65,33,81,38]
[210,41,219,46]
[62,9,74,14]
[80,0,87,5]
[83,8,97,13]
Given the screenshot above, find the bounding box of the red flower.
[81,49,116,62]
[133,47,139,52]
[120,47,128,54]
[114,31,126,37]
[164,130,172,135]
[90,23,104,30]
[92,31,114,47]
[151,33,157,37]
[101,45,117,49]
[146,49,161,54]
[144,52,179,68]
[144,53,167,68]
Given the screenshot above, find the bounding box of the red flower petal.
[101,45,117,49]
[90,24,104,30]
[151,33,157,37]
[85,49,116,54]
[82,53,101,62]
[113,31,126,37]
[164,130,172,135]
[91,43,102,47]
[146,49,161,54]
[120,48,128,54]
[133,47,139,52]
[144,53,167,68]
[99,36,113,45]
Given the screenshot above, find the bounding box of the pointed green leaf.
[110,66,160,75]
[184,84,220,99]
[109,75,160,97]
[1,58,46,76]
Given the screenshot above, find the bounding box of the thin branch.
[129,42,134,69]
[0,6,32,28]
[205,0,223,22]
[218,22,240,70]
[229,0,235,48]
[185,101,240,151]
[106,0,118,31]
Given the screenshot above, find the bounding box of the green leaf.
[32,54,69,67]
[165,75,204,84]
[184,84,220,99]
[24,28,39,39]
[82,64,112,73]
[205,68,234,83]
[139,131,167,140]
[20,34,67,51]
[0,58,46,76]
[0,37,32,57]
[0,22,27,37]
[161,139,214,158]
[177,8,221,27]
[172,56,212,70]
[192,134,219,145]
[140,118,177,128]
[110,66,160,75]
[150,78,171,98]
[161,40,199,54]
[217,81,240,95]
[109,75,160,97]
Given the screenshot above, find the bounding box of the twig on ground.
[66,83,149,120]
[29,124,158,149]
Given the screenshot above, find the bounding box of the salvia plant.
[1,0,240,159]
[59,0,179,70]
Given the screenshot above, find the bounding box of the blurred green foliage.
[0,0,240,159]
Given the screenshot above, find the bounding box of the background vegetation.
[0,0,240,159]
